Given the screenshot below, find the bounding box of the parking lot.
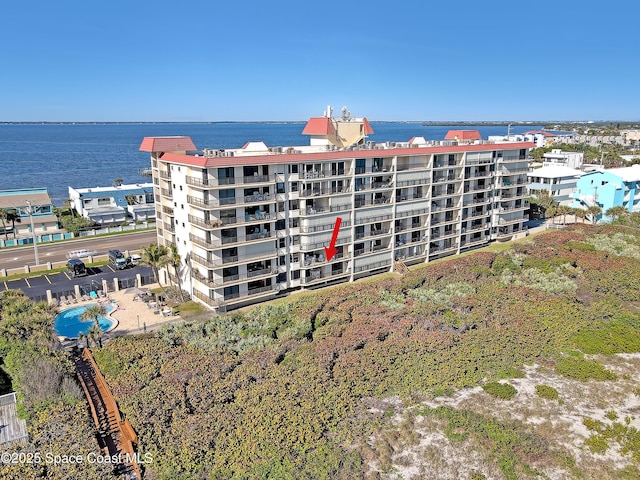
[2,264,154,302]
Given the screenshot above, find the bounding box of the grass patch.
[172,300,208,317]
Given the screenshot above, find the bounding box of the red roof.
[301,117,336,135]
[139,136,197,152]
[444,130,482,141]
[157,142,535,168]
[362,118,374,135]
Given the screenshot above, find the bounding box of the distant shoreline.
[1,120,638,126]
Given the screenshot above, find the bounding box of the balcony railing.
[193,290,221,307]
[186,174,273,187]
[353,259,392,273]
[396,178,431,187]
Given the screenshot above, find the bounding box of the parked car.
[66,258,87,277]
[128,253,142,266]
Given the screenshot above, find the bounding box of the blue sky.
[1,1,637,122]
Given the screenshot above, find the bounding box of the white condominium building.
[140,111,533,312]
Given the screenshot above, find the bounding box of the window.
[292,270,300,280]
[279,238,286,248]
[277,183,285,194]
[290,164,298,174]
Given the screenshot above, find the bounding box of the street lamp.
[25,200,40,265]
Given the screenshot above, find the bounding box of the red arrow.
[324,217,342,261]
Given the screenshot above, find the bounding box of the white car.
[128,253,142,266]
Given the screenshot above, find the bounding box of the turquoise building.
[573,165,640,221]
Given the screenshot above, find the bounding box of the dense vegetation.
[0,290,112,479]
[90,224,640,479]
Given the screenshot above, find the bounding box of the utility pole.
[25,200,40,265]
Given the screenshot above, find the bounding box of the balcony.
[190,231,273,249]
[300,219,352,233]
[396,177,431,187]
[186,174,273,187]
[353,259,392,273]
[300,186,352,197]
[354,197,391,209]
[193,290,221,307]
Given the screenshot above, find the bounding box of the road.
[0,230,157,271]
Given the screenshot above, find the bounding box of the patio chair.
[89,291,98,299]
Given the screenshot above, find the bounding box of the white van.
[66,248,98,259]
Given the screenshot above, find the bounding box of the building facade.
[68,183,155,225]
[573,165,640,220]
[140,115,533,311]
[542,149,584,169]
[0,188,61,239]
[527,165,584,206]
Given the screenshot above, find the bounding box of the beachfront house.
[0,188,62,239]
[527,165,584,206]
[68,183,155,226]
[573,165,640,221]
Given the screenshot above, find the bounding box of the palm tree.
[587,205,602,225]
[114,178,124,187]
[140,243,169,288]
[167,243,186,302]
[0,208,8,240]
[80,303,107,348]
[545,206,558,225]
[5,209,20,239]
[87,321,104,348]
[606,206,627,223]
[557,205,573,225]
[573,208,588,224]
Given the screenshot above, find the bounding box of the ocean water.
[0,122,539,206]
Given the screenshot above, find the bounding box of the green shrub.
[482,381,517,400]
[584,434,608,454]
[535,384,559,400]
[555,355,617,381]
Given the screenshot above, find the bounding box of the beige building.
[140,112,533,312]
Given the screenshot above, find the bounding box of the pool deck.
[57,283,181,342]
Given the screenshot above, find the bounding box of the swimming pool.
[54,303,115,338]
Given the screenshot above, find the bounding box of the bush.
[535,384,559,400]
[555,355,617,381]
[482,381,517,400]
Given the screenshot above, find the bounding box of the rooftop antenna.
[325,105,333,118]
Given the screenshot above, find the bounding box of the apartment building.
[140,113,533,312]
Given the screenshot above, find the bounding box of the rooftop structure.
[542,149,584,169]
[140,110,534,312]
[444,130,482,144]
